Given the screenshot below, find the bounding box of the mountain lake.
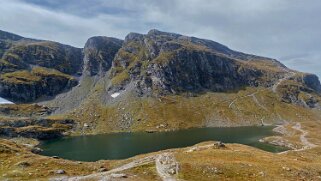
[40,126,288,161]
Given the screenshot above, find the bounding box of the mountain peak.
[147,29,181,38]
[83,36,123,76]
[0,30,24,41]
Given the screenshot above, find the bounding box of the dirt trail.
[292,122,317,151]
[51,153,179,181]
[51,156,156,181]
[277,122,317,154]
[228,92,258,108]
[250,93,268,112]
[272,72,296,93]
[155,153,179,181]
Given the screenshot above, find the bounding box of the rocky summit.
[1,29,321,180]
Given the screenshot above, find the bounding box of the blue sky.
[0,0,321,78]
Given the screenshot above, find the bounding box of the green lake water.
[40,126,288,162]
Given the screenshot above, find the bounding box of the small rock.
[15,161,30,168]
[52,156,60,159]
[98,168,107,172]
[55,170,66,174]
[84,123,89,128]
[214,141,226,148]
[111,173,127,178]
[168,168,176,175]
[31,147,43,154]
[282,166,291,171]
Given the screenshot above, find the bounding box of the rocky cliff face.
[0,67,78,102]
[109,30,289,96]
[83,36,123,76]
[3,42,83,75]
[0,30,83,75]
[0,30,82,103]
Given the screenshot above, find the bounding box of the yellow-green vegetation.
[55,85,321,136]
[0,70,41,84]
[0,67,75,85]
[243,59,285,74]
[175,141,321,180]
[31,67,74,80]
[110,41,149,85]
[178,40,213,53]
[154,51,174,64]
[0,59,18,68]
[0,104,51,117]
[111,70,130,85]
[0,138,115,180]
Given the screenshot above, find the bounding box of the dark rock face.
[0,126,64,140]
[0,30,23,41]
[2,42,83,75]
[0,118,75,140]
[141,50,258,94]
[0,30,82,103]
[83,36,123,76]
[110,29,285,95]
[0,68,78,102]
[302,74,321,93]
[0,78,77,103]
[277,73,321,108]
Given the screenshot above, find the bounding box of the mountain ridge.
[0,29,321,134]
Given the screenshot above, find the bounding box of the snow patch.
[111,92,120,98]
[0,97,14,104]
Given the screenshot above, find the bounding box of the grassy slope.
[48,84,320,135]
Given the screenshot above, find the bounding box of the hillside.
[0,29,320,135]
[37,29,321,135]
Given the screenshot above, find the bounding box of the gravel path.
[51,156,156,181]
[292,122,317,151]
[272,72,296,93]
[51,153,180,181]
[155,153,179,181]
[277,122,317,154]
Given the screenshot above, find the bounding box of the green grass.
[0,70,41,84]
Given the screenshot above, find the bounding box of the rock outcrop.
[0,117,75,140]
[0,30,82,102]
[109,29,291,96]
[0,67,78,102]
[83,36,123,76]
